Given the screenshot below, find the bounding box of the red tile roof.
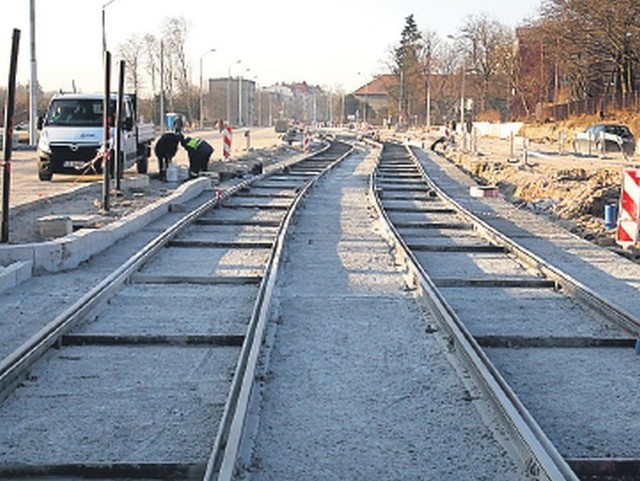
[353,74,396,95]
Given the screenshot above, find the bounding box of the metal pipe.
[1,29,20,243]
[102,51,111,211]
[115,60,125,191]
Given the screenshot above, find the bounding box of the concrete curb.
[0,178,212,277]
[0,261,33,294]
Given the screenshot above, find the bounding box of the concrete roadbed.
[0,178,213,276]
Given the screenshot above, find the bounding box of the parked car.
[15,122,30,143]
[274,119,289,133]
[282,127,300,145]
[573,123,635,157]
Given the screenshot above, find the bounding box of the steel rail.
[405,144,640,336]
[204,141,354,481]
[0,146,324,401]
[370,142,580,481]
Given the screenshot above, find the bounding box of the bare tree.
[142,34,160,95]
[540,0,640,97]
[419,29,441,126]
[460,13,514,114]
[161,17,193,122]
[116,34,143,93]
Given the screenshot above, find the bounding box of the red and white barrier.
[616,168,640,247]
[303,128,310,152]
[223,126,232,160]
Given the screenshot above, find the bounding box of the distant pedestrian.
[154,132,182,181]
[173,115,183,134]
[181,136,214,178]
[430,123,451,152]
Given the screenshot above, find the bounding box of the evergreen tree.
[392,15,423,123]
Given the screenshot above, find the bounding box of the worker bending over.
[181,136,214,178]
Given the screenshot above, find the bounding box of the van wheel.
[38,162,53,181]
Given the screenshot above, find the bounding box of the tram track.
[372,141,640,481]
[0,140,353,480]
[3,136,638,480]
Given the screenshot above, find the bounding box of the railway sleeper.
[61,333,245,347]
[0,462,205,480]
[130,273,263,285]
[566,458,640,479]
[432,277,557,288]
[476,335,635,349]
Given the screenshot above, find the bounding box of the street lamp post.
[447,34,466,132]
[101,0,116,52]
[28,0,38,146]
[199,48,216,130]
[357,71,368,126]
[459,59,466,130]
[238,68,250,126]
[423,40,432,130]
[227,60,241,125]
[255,78,261,126]
[160,40,165,133]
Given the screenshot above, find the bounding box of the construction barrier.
[303,129,310,152]
[223,126,232,159]
[616,168,640,247]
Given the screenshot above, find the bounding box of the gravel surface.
[412,145,640,321]
[490,347,640,458]
[0,191,209,360]
[6,130,640,477]
[241,147,523,480]
[412,144,640,461]
[0,345,236,464]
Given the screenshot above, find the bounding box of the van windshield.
[45,99,117,127]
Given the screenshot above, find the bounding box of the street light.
[358,71,370,125]
[448,34,466,131]
[238,68,250,126]
[28,0,38,146]
[199,48,216,130]
[227,59,241,125]
[101,0,116,53]
[422,40,432,130]
[254,77,261,126]
[459,59,466,130]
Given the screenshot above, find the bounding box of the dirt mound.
[456,154,623,246]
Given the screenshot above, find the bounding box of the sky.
[0,0,542,95]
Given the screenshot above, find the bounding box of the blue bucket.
[604,203,617,230]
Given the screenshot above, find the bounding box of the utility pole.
[101,0,116,53]
[160,40,165,133]
[227,60,241,125]
[199,48,216,130]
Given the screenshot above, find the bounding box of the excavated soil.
[436,113,640,255]
[458,157,622,246]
